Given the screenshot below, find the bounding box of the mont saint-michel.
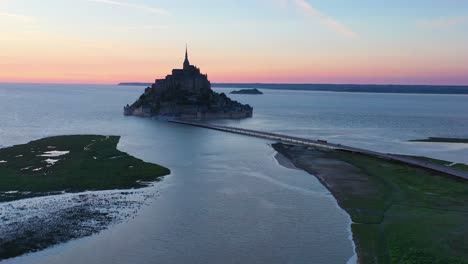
[124,48,253,119]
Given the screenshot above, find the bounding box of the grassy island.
[273,143,468,264]
[0,135,170,202]
[410,137,468,144]
[0,135,170,260]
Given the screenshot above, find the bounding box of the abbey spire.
[183,45,190,70]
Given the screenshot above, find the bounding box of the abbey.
[153,47,211,96]
[124,48,253,119]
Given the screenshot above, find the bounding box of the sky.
[1,0,468,85]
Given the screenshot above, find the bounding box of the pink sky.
[1,0,468,85]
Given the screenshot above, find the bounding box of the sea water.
[1,83,467,264]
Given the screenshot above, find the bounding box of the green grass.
[397,155,468,173]
[410,137,468,144]
[0,135,170,202]
[330,151,468,264]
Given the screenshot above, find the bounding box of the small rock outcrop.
[230,88,263,95]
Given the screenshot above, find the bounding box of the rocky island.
[230,88,263,95]
[124,48,253,119]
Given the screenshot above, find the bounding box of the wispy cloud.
[0,12,34,22]
[107,25,169,31]
[418,16,468,29]
[87,0,169,15]
[293,0,359,39]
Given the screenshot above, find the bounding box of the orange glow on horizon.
[1,41,468,85]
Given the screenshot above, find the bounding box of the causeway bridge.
[170,120,468,181]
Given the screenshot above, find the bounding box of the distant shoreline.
[118,82,468,95]
[410,137,468,143]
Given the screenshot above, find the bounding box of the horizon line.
[1,81,468,87]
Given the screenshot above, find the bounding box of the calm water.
[1,83,468,264]
[216,87,468,164]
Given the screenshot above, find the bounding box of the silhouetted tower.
[183,45,190,70]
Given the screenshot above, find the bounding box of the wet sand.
[272,143,387,224]
[0,186,159,261]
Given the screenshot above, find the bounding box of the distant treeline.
[212,83,468,94]
[119,82,468,94]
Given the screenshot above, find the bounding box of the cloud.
[418,16,468,29]
[87,0,169,15]
[292,0,359,39]
[107,25,169,31]
[0,12,34,22]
